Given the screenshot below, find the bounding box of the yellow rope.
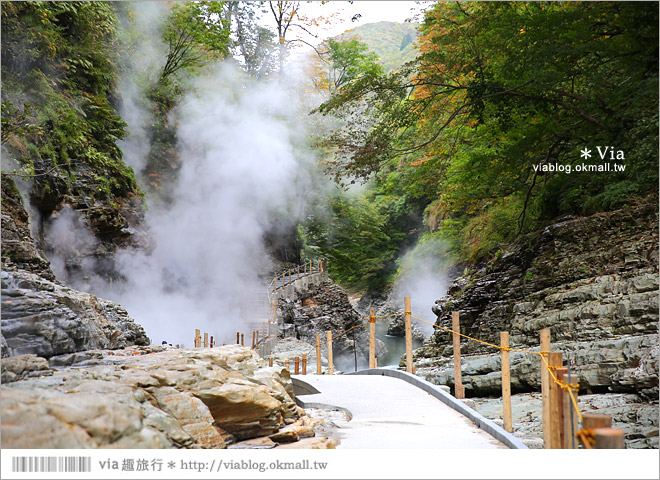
[410,314,583,421]
[332,321,368,342]
[295,307,584,422]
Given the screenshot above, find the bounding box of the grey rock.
[1,269,149,359]
[1,345,302,449]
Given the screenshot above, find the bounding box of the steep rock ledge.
[416,200,658,400]
[277,279,386,367]
[1,345,317,449]
[1,176,149,358]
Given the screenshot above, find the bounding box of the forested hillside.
[338,21,419,72]
[2,2,142,257]
[310,1,659,290]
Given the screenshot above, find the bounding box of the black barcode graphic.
[11,456,91,473]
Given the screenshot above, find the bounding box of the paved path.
[293,375,506,449]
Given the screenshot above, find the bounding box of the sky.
[276,1,432,51]
[303,1,430,37]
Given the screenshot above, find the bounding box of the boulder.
[1,269,150,358]
[0,345,302,449]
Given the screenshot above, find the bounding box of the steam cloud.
[392,235,452,336]
[102,65,313,346]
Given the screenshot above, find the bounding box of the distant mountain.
[338,21,419,72]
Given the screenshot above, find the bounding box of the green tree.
[315,1,659,262]
[303,193,404,289]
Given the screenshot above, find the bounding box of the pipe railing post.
[369,307,376,369]
[327,330,333,375]
[452,311,464,398]
[404,297,413,374]
[500,331,512,433]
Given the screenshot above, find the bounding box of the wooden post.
[540,329,551,449]
[316,334,322,375]
[302,354,307,375]
[327,330,333,375]
[252,331,256,349]
[269,357,273,367]
[548,352,564,449]
[195,329,201,348]
[582,414,612,430]
[203,332,208,348]
[285,359,290,371]
[500,331,512,433]
[282,272,285,287]
[560,370,579,449]
[451,311,464,398]
[273,276,277,293]
[271,298,277,336]
[309,259,312,273]
[210,336,214,348]
[294,356,300,375]
[236,332,240,345]
[593,428,625,449]
[404,297,413,374]
[240,334,244,346]
[369,307,376,369]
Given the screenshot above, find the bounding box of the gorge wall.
[1,176,149,359]
[413,199,658,446]
[416,199,658,397]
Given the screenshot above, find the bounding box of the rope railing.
[196,285,622,449]
[276,302,617,449]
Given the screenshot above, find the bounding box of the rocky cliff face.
[416,199,658,396]
[413,200,658,446]
[1,176,149,358]
[1,345,335,449]
[278,279,386,369]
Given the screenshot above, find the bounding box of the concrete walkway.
[293,375,506,449]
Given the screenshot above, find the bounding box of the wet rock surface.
[0,345,327,449]
[1,176,150,359]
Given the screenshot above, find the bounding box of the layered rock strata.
[0,345,337,449]
[416,200,658,398]
[277,280,386,367]
[1,176,149,358]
